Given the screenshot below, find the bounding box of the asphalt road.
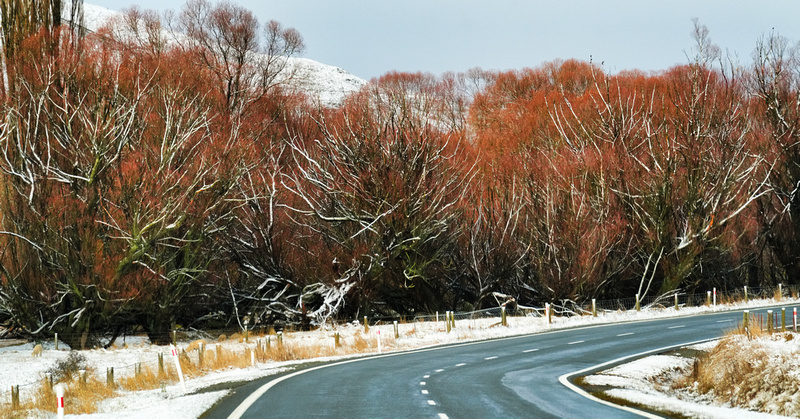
[205,306,785,419]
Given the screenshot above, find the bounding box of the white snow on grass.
[583,320,800,418]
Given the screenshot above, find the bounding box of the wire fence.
[408,284,798,324]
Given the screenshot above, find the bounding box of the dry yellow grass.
[677,329,800,416]
[0,373,117,416]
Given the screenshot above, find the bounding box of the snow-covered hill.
[82,3,366,107]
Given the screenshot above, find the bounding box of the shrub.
[46,351,91,383]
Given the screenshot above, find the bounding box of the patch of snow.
[606,388,785,419]
[74,390,228,419]
[601,354,691,381]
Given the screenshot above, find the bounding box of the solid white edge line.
[558,338,716,419]
[227,357,363,419]
[227,336,523,418]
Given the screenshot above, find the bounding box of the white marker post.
[170,344,186,393]
[376,330,382,354]
[794,307,797,332]
[55,383,65,419]
[713,287,716,306]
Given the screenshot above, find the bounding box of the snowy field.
[2,297,799,418]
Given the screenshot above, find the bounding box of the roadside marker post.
[55,383,65,419]
[794,308,797,332]
[713,288,716,306]
[170,344,186,393]
[592,299,597,317]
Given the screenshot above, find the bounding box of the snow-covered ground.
[585,329,800,418]
[2,297,798,418]
[583,342,787,419]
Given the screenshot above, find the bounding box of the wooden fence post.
[11,385,19,410]
[107,367,115,389]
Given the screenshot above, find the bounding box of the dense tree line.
[0,2,799,346]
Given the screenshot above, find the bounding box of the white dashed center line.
[617,332,633,337]
[428,400,437,406]
[438,414,449,419]
[423,375,430,379]
[455,363,466,367]
[484,356,498,360]
[523,348,539,353]
[420,381,426,386]
[668,325,685,329]
[717,319,733,323]
[435,369,444,373]
[421,390,429,395]
[567,340,585,345]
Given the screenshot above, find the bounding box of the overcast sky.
[86,1,800,81]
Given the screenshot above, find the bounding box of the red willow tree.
[282,72,475,320]
[0,2,797,343]
[0,0,304,344]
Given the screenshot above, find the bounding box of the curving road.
[205,307,784,418]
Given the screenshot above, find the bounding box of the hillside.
[82,3,366,107]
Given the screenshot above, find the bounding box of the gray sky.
[87,1,800,81]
